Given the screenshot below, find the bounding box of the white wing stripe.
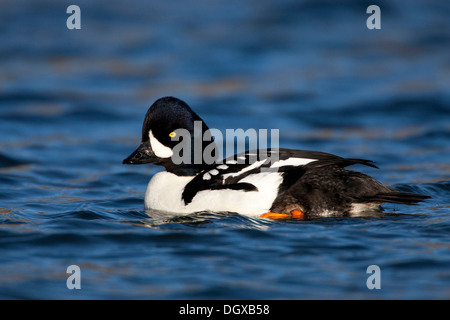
[221,159,267,180]
[270,158,316,168]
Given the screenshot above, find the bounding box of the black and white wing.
[181,148,376,204]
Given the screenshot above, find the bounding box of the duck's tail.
[363,189,431,205]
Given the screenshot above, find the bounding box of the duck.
[123,96,429,219]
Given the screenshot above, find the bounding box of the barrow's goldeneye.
[123,96,429,219]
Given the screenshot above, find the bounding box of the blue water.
[1,0,449,299]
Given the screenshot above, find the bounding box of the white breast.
[144,172,192,212]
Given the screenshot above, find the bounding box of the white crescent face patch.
[149,130,173,158]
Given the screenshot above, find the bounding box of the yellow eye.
[169,131,176,138]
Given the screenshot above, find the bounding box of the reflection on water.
[139,211,272,231]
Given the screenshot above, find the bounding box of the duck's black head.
[123,96,217,175]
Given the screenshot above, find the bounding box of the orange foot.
[259,212,291,219]
[260,210,305,220]
[291,210,304,219]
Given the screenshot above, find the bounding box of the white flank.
[145,171,284,217]
[149,130,173,158]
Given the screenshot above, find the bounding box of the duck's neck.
[161,161,215,176]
